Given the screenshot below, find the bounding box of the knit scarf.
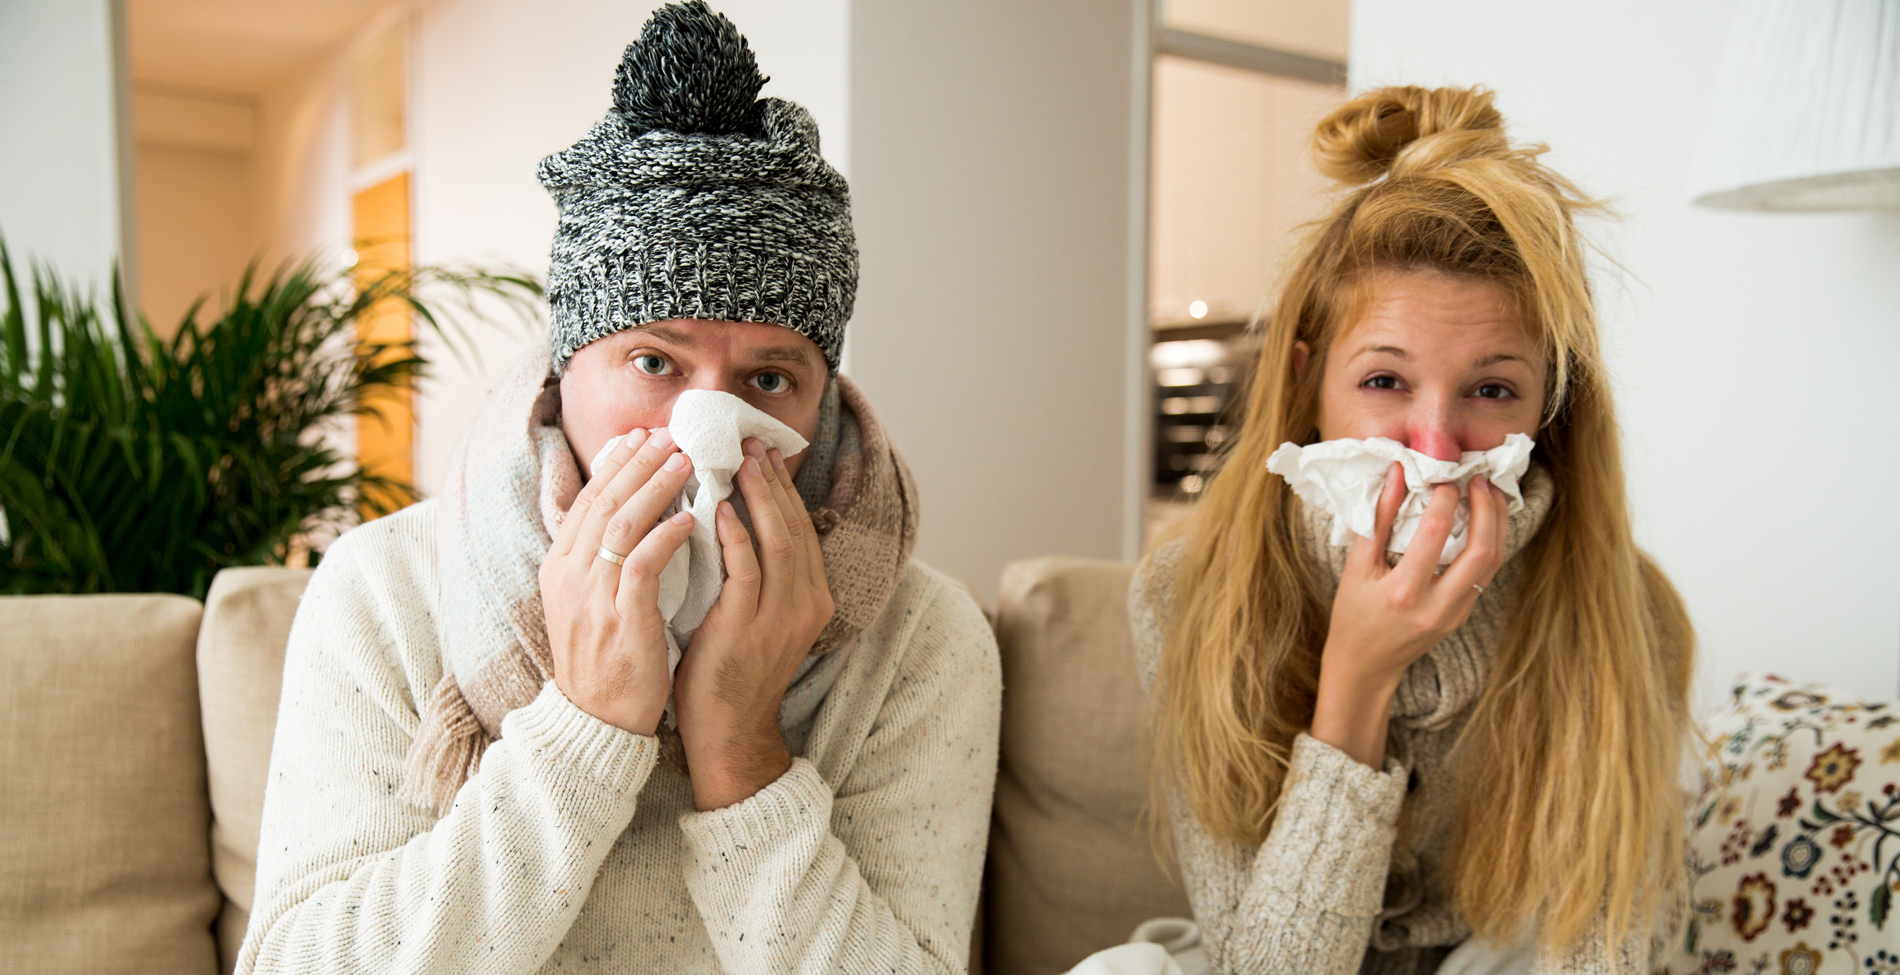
[1295,464,1555,732]
[400,344,919,816]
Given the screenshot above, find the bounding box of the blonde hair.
[1152,86,1694,957]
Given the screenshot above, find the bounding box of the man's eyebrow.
[627,324,813,366]
[752,345,814,366]
[630,323,696,345]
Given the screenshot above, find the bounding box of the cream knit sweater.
[237,499,1001,974]
[1130,472,1650,975]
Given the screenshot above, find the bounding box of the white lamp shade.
[1690,0,1900,211]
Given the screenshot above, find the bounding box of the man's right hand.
[539,428,696,736]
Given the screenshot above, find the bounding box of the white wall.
[253,61,352,278]
[847,0,1149,602]
[0,0,133,292]
[1350,0,1900,708]
[409,0,850,496]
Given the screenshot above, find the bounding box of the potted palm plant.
[0,240,541,597]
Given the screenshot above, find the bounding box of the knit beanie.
[537,0,857,372]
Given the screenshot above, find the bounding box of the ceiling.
[1163,0,1350,64]
[126,0,403,96]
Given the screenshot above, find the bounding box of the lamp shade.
[1689,0,1900,211]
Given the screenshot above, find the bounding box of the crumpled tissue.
[590,389,808,680]
[1264,433,1534,564]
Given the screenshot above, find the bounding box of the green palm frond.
[0,237,542,597]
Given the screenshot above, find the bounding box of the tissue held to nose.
[589,389,810,682]
[1266,434,1534,564]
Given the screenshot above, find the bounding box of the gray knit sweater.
[1131,470,1649,975]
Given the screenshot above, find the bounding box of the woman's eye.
[749,372,790,394]
[633,354,673,376]
[1362,374,1400,391]
[1475,383,1514,400]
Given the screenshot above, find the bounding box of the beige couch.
[0,557,1186,975]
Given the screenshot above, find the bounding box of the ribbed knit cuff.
[502,682,660,791]
[676,757,831,854]
[548,241,853,372]
[1256,733,1409,918]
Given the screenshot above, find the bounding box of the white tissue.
[1265,434,1534,564]
[589,390,809,681]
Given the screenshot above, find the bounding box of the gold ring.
[596,546,628,566]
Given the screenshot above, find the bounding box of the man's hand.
[673,438,834,810]
[540,428,695,736]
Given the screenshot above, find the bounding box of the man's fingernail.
[664,452,687,471]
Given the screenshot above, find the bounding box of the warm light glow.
[1149,338,1225,370]
[1188,300,1208,319]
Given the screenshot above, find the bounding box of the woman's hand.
[540,428,696,736]
[673,439,835,810]
[1310,462,1507,767]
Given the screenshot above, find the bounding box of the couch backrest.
[0,593,222,975]
[3,558,1181,975]
[196,567,311,974]
[984,557,1191,975]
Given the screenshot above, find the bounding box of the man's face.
[559,319,827,481]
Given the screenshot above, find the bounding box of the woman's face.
[560,319,827,481]
[1301,269,1546,461]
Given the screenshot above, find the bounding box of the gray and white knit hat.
[537,0,856,372]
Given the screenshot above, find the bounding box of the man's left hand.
[673,438,834,810]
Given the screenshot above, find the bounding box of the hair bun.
[613,0,768,137]
[1312,86,1507,186]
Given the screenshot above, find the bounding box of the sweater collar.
[1295,463,1555,731]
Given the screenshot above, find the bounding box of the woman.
[1134,87,1694,975]
[238,4,999,973]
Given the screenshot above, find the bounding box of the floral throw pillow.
[1658,673,1900,975]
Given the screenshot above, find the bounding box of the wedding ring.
[1472,583,1487,594]
[596,546,628,566]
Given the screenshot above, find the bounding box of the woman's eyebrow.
[1473,352,1530,368]
[1353,344,1409,361]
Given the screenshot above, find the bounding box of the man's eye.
[1362,374,1400,391]
[633,354,672,376]
[750,372,789,394]
[1475,383,1513,400]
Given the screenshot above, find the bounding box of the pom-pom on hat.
[538,0,856,372]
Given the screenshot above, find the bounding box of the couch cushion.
[986,558,1191,975]
[0,594,220,975]
[1658,673,1900,975]
[196,567,310,974]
